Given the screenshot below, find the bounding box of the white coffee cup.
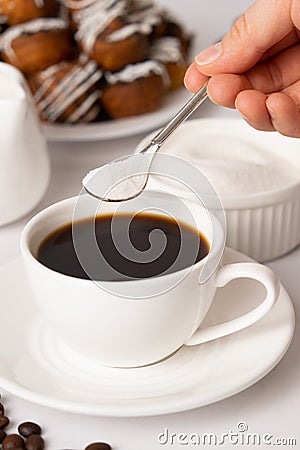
[21,192,280,368]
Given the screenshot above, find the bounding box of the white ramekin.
[135,118,300,262]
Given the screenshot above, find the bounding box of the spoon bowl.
[82,85,208,202]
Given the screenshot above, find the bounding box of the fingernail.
[195,42,222,65]
[266,102,276,121]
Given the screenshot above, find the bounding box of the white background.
[1,1,300,449]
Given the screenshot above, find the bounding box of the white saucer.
[0,248,294,417]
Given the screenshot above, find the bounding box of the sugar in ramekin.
[135,118,300,262]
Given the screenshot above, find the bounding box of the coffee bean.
[0,415,10,429]
[0,392,113,450]
[84,443,112,450]
[2,434,24,449]
[18,423,42,438]
[0,428,7,443]
[25,434,44,450]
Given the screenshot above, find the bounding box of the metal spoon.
[82,84,208,202]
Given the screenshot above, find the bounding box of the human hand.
[184,0,300,137]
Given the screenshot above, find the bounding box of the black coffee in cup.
[37,213,209,281]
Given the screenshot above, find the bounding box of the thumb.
[194,0,296,76]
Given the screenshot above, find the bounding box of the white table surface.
[1,1,299,449]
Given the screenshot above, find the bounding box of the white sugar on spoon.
[82,85,208,202]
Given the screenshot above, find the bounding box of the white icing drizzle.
[34,0,45,8]
[105,60,170,87]
[107,21,152,42]
[35,60,72,83]
[126,6,163,27]
[33,60,102,122]
[75,2,126,52]
[62,0,98,10]
[150,37,184,64]
[82,104,101,122]
[46,68,102,120]
[67,90,101,122]
[34,62,84,103]
[72,0,119,21]
[40,66,102,120]
[0,18,68,59]
[75,1,156,49]
[78,52,90,64]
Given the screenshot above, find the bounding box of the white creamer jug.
[0,62,50,226]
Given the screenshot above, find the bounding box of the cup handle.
[185,262,280,346]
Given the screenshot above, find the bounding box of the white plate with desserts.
[0,248,295,417]
[42,86,190,142]
[0,0,195,142]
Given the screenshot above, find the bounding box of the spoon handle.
[150,84,208,148]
